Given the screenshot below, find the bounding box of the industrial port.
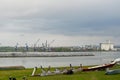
[0,40,119,52]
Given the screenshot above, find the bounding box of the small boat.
[82,58,120,71]
[105,69,120,75]
[0,66,25,70]
[83,63,115,71]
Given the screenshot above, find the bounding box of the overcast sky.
[0,0,120,47]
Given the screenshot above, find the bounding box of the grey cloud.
[0,0,120,38]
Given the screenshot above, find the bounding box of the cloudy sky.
[0,0,120,47]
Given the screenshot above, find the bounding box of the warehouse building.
[100,40,114,51]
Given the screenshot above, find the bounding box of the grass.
[0,65,120,80]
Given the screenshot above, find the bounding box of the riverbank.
[0,52,94,57]
[0,65,120,80]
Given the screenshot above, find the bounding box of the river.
[0,52,120,68]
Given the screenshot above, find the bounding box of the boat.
[83,63,115,71]
[82,58,120,71]
[0,66,25,70]
[105,69,120,75]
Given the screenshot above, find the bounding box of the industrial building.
[100,40,114,51]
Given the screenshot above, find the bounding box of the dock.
[0,52,94,57]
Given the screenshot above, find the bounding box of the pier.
[0,52,94,57]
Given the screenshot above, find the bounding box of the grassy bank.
[0,65,120,80]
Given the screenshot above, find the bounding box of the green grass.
[0,65,120,80]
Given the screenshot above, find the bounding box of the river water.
[0,52,120,68]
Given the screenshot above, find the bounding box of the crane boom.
[49,40,55,46]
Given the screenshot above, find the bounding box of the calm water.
[0,52,120,68]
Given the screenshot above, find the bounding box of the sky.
[0,0,120,47]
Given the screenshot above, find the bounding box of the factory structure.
[100,40,114,51]
[0,39,119,52]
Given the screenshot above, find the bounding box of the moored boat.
[83,63,115,71]
[0,66,25,70]
[82,58,120,71]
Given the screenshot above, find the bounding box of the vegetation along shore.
[0,64,120,80]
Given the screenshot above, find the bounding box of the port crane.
[34,39,40,51]
[48,40,55,51]
[15,43,19,51]
[41,40,55,51]
[25,43,28,51]
[48,40,55,48]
